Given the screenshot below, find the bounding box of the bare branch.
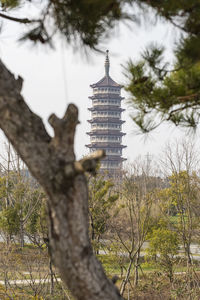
[0,12,38,24]
[48,104,79,161]
[75,150,105,175]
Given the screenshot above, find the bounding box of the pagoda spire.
[104,49,110,77]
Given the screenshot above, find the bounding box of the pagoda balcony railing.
[91,113,121,118]
[87,118,125,124]
[90,139,122,143]
[87,130,126,136]
[86,143,127,148]
[101,156,126,161]
[102,155,126,160]
[93,90,120,95]
[104,153,122,156]
[91,126,121,131]
[88,106,125,112]
[100,165,121,170]
[89,94,124,100]
[92,99,121,108]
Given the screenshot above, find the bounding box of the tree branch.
[75,150,105,175]
[0,12,38,24]
[48,104,79,161]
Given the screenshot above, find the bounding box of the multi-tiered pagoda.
[86,50,126,178]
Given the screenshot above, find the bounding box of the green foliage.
[0,205,20,235]
[0,0,133,49]
[147,228,179,258]
[51,0,131,48]
[26,193,47,237]
[155,170,200,267]
[0,0,20,9]
[147,227,179,282]
[0,171,47,244]
[124,2,200,131]
[88,173,118,249]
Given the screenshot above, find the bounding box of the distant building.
[86,50,126,178]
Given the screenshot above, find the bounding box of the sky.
[0,4,197,163]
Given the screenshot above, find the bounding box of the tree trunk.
[0,60,123,300]
[120,258,134,295]
[20,220,24,248]
[134,250,140,287]
[49,257,54,295]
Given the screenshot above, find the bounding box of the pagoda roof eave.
[89,95,124,100]
[90,75,122,88]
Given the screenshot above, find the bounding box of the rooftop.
[90,50,122,88]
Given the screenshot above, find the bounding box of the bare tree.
[160,139,200,276]
[109,157,156,295]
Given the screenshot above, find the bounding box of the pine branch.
[0,12,39,24]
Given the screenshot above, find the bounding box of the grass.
[0,243,200,299]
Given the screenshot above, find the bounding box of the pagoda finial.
[105,49,110,77]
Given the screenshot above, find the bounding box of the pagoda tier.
[87,118,125,124]
[89,94,124,100]
[87,131,126,136]
[86,50,126,178]
[88,106,125,112]
[102,156,127,162]
[86,143,127,149]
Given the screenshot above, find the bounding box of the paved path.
[0,278,61,286]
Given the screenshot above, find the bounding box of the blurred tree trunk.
[0,60,123,300]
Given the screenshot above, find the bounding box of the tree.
[88,173,118,254]
[147,225,179,283]
[109,158,155,295]
[158,140,200,268]
[163,171,200,268]
[0,0,131,48]
[124,1,200,132]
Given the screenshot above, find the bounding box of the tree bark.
[0,59,123,300]
[134,250,140,287]
[19,220,25,248]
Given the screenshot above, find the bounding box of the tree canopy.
[124,1,200,131]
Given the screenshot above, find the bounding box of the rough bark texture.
[0,59,123,300]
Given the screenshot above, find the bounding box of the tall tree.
[88,173,118,254]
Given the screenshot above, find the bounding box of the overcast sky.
[0,4,197,163]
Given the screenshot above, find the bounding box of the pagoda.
[86,50,126,178]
